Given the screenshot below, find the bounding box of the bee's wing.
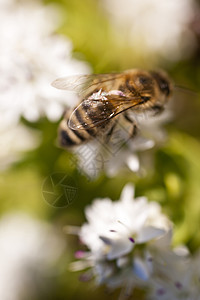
[68,95,143,130]
[51,73,123,96]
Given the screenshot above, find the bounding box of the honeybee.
[52,69,173,148]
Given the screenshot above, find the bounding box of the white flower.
[69,185,200,298]
[105,108,171,176]
[0,0,90,126]
[0,213,66,300]
[80,184,170,260]
[0,122,40,170]
[0,0,90,169]
[148,246,199,300]
[185,251,200,298]
[72,107,171,179]
[102,0,197,61]
[69,184,172,294]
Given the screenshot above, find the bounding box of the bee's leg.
[105,120,118,143]
[129,123,138,138]
[124,113,138,138]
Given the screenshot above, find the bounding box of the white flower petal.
[106,237,135,260]
[152,229,173,249]
[95,263,114,284]
[116,256,129,268]
[137,226,166,244]
[120,183,135,203]
[126,154,140,172]
[133,257,149,281]
[69,260,93,272]
[173,245,190,257]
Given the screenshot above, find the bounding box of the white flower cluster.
[69,184,200,299]
[102,0,197,61]
[0,0,89,125]
[0,213,65,300]
[0,0,90,169]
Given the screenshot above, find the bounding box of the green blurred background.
[1,0,200,299]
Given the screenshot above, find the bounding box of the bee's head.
[150,70,173,97]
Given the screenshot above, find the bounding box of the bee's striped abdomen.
[58,92,115,148]
[58,109,98,147]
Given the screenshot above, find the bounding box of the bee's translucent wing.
[68,94,143,130]
[51,73,123,96]
[52,75,91,93]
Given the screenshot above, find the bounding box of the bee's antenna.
[174,84,198,96]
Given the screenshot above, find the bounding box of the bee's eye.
[139,76,151,85]
[151,71,170,96]
[157,79,170,96]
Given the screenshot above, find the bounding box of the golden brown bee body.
[52,69,173,148]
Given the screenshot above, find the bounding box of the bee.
[52,69,173,148]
